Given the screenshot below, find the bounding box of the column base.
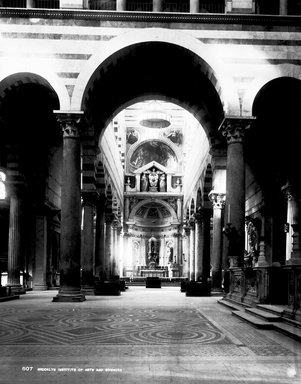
[81,287,95,296]
[53,288,86,302]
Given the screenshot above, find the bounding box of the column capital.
[219,116,255,144]
[54,111,85,138]
[208,191,226,209]
[282,183,298,201]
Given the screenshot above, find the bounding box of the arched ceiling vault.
[82,42,225,147]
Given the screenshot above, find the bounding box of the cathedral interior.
[0,1,301,383]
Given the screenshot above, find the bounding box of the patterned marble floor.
[0,287,301,383]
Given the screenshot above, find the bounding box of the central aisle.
[0,287,300,383]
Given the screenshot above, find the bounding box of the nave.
[0,287,300,384]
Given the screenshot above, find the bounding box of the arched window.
[0,171,6,200]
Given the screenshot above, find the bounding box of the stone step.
[245,307,282,322]
[217,298,245,312]
[232,310,274,329]
[256,304,285,316]
[273,322,301,342]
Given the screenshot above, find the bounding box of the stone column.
[7,184,26,294]
[177,232,183,265]
[153,0,163,12]
[208,192,225,290]
[104,213,113,279]
[117,223,125,276]
[117,0,126,10]
[53,112,85,302]
[111,221,119,277]
[33,214,48,290]
[220,117,253,268]
[190,0,198,13]
[189,218,195,280]
[194,212,203,281]
[95,197,105,280]
[279,0,288,15]
[81,192,96,295]
[201,209,211,283]
[183,225,190,278]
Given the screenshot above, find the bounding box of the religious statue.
[148,236,158,267]
[141,173,148,192]
[149,168,159,187]
[159,173,166,192]
[244,219,259,267]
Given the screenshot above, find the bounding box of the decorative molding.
[1,9,301,27]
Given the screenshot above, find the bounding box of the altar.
[141,269,168,278]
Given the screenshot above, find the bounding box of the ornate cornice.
[0,9,300,28]
[219,116,255,144]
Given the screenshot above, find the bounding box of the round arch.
[0,71,69,111]
[71,28,239,117]
[246,76,301,198]
[245,66,301,115]
[129,198,178,222]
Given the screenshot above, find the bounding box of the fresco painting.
[130,141,177,170]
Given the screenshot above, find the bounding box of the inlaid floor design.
[0,306,230,346]
[0,287,301,384]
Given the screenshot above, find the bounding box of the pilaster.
[189,0,198,13]
[116,0,126,11]
[153,0,163,12]
[280,0,288,15]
